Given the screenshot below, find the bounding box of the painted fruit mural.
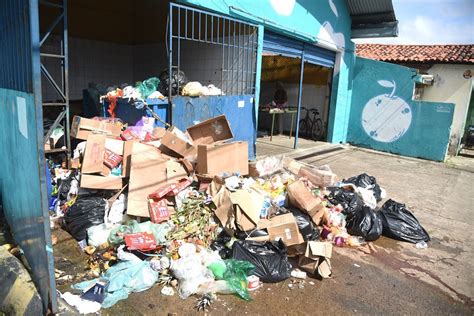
[361,80,412,143]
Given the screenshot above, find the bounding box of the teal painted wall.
[179,0,355,143]
[348,57,455,161]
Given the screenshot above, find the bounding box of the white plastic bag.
[182,81,203,97]
[87,223,114,247]
[171,254,214,299]
[105,194,126,225]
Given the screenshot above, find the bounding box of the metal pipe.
[40,63,66,101]
[39,12,64,46]
[168,2,173,124]
[294,50,305,149]
[63,0,70,159]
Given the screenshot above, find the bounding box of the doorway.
[256,32,335,156]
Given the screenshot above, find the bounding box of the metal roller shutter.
[263,31,336,68]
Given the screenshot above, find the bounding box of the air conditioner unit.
[419,74,434,85]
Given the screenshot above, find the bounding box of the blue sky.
[354,0,474,44]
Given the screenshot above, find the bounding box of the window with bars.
[168,3,258,96]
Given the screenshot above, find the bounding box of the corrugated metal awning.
[347,0,399,39]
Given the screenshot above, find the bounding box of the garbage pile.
[49,114,430,313]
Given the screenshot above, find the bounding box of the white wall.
[258,82,328,133]
[42,36,255,102]
[421,64,473,154]
[41,37,134,101]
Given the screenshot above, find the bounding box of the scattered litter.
[161,286,175,296]
[61,292,101,315]
[415,241,428,249]
[290,269,307,279]
[45,113,430,313]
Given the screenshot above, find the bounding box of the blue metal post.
[294,49,305,149]
[168,2,173,125]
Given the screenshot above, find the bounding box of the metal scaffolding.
[40,0,70,159]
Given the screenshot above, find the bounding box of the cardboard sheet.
[197,141,249,176]
[80,174,123,190]
[127,142,169,217]
[82,134,106,174]
[71,116,122,140]
[230,188,264,231]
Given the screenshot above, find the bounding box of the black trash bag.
[63,196,107,241]
[158,69,189,96]
[343,173,383,202]
[232,240,292,283]
[57,172,77,203]
[345,206,383,241]
[210,231,233,259]
[288,207,320,241]
[326,187,364,218]
[379,199,430,244]
[235,229,269,240]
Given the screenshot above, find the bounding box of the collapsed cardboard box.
[161,115,234,160]
[284,158,336,187]
[127,142,187,217]
[79,134,133,190]
[230,188,263,232]
[197,141,249,176]
[213,183,304,247]
[287,180,328,225]
[71,116,122,140]
[161,127,197,159]
[298,241,332,278]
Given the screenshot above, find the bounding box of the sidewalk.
[257,139,474,307]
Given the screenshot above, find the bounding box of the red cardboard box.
[104,149,123,169]
[148,199,173,223]
[124,232,157,251]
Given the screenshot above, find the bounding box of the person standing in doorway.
[272,81,288,109]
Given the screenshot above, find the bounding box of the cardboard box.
[148,198,175,223]
[298,241,332,278]
[211,185,237,236]
[80,174,123,190]
[298,166,336,187]
[70,116,122,140]
[260,213,304,247]
[287,180,327,225]
[104,149,122,168]
[152,127,166,139]
[230,188,263,231]
[81,135,133,178]
[148,178,192,200]
[161,127,196,158]
[186,115,233,145]
[124,232,157,251]
[197,141,249,176]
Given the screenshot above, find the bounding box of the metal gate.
[0,0,57,312]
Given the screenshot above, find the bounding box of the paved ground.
[52,138,473,315]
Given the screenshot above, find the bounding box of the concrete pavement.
[50,138,473,314]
